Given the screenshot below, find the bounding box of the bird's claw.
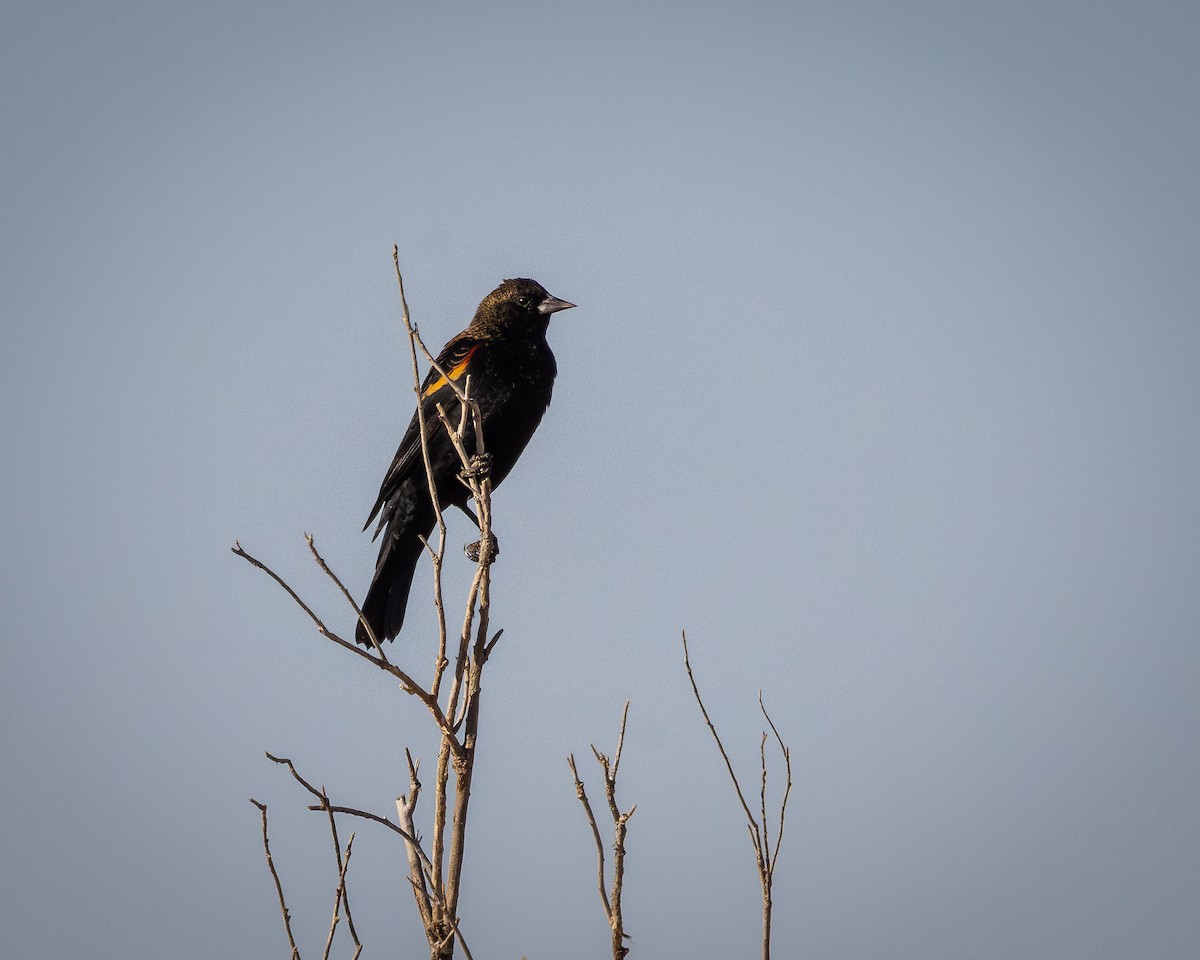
[461,451,493,481]
[465,535,499,564]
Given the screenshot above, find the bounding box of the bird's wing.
[419,334,480,400]
[363,332,481,533]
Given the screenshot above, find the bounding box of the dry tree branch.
[761,692,794,873]
[314,803,420,837]
[321,833,356,960]
[306,532,386,662]
[388,251,500,955]
[451,919,477,960]
[261,760,366,952]
[567,754,611,920]
[328,821,362,957]
[239,254,505,960]
[389,250,503,957]
[399,749,434,931]
[233,540,465,757]
[403,882,478,960]
[249,799,302,960]
[233,541,327,636]
[266,751,436,880]
[392,246,454,699]
[759,731,770,872]
[569,702,636,960]
[315,779,361,951]
[681,633,763,862]
[681,632,792,960]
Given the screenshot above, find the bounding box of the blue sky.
[3,2,1198,958]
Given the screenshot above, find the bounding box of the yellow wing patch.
[421,345,478,399]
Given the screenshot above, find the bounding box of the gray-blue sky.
[2,1,1198,957]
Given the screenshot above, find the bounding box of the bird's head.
[475,278,575,333]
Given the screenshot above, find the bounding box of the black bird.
[358,278,575,645]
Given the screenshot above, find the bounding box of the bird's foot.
[464,534,499,565]
[460,451,493,482]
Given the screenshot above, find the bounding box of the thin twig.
[760,692,793,874]
[315,782,360,950]
[233,542,464,757]
[681,632,792,960]
[327,795,361,952]
[250,799,302,960]
[392,247,453,700]
[265,752,437,879]
[759,731,770,871]
[570,703,636,959]
[321,833,355,960]
[612,700,630,782]
[234,541,327,635]
[305,533,386,662]
[681,631,764,860]
[568,754,612,921]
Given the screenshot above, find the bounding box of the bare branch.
[611,700,631,783]
[398,749,433,930]
[321,833,356,960]
[681,631,763,860]
[403,848,479,960]
[760,692,794,874]
[241,254,514,960]
[305,533,386,662]
[570,704,635,959]
[233,540,327,636]
[392,246,453,700]
[249,799,302,960]
[264,752,329,805]
[329,808,361,953]
[759,731,770,871]
[682,633,793,960]
[234,542,464,755]
[318,804,422,844]
[264,751,438,882]
[568,753,612,921]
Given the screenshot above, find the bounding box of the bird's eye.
[517,296,531,308]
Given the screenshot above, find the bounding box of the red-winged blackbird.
[358,278,575,645]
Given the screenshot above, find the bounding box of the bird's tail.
[357,507,434,646]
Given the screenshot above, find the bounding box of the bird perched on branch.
[358,278,575,646]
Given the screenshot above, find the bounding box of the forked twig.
[233,540,464,758]
[569,702,636,959]
[760,692,793,871]
[321,833,356,960]
[682,632,792,960]
[265,752,436,878]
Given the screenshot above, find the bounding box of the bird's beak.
[538,295,576,315]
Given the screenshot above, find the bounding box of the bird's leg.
[461,451,498,562]
[459,505,499,562]
[455,503,481,528]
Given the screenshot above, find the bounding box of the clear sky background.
[2,1,1198,958]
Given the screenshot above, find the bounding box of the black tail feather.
[357,506,434,646]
